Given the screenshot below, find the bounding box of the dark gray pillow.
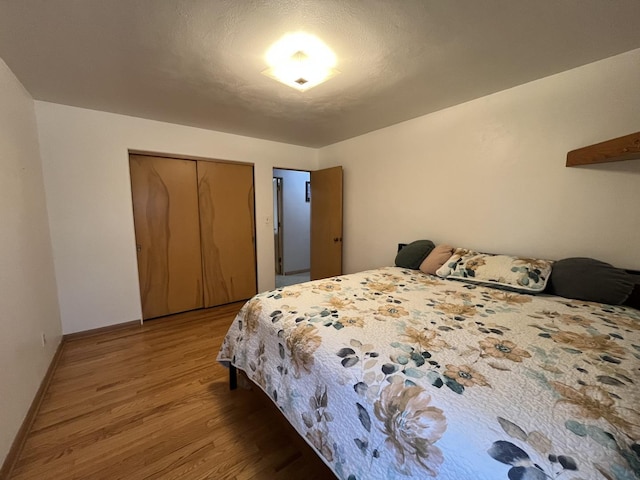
[624,274,640,310]
[548,257,634,305]
[395,240,435,270]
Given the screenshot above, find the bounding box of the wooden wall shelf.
[566,131,640,167]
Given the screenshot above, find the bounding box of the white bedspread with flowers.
[218,267,640,480]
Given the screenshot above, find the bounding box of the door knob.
[136,244,142,252]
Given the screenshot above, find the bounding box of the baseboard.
[63,319,141,342]
[0,320,141,478]
[0,340,65,480]
[282,269,310,276]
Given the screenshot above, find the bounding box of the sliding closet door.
[130,155,203,319]
[198,161,257,307]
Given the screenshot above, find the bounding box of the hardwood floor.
[8,304,335,479]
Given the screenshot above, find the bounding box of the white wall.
[273,168,310,273]
[21,47,640,338]
[319,49,640,273]
[0,59,62,464]
[35,103,317,334]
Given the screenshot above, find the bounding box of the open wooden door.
[129,155,204,319]
[310,166,343,280]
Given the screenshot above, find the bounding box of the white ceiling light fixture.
[262,32,339,92]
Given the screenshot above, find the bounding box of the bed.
[217,262,640,479]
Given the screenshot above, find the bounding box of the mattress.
[217,267,640,479]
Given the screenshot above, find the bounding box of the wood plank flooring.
[8,304,335,480]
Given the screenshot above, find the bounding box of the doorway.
[273,168,311,288]
[273,177,283,275]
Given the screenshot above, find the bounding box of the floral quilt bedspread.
[217,267,640,480]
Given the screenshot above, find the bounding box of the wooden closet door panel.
[130,155,203,319]
[198,161,257,307]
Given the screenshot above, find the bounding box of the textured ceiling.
[1,0,640,147]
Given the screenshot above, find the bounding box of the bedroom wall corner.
[318,48,640,273]
[0,58,63,465]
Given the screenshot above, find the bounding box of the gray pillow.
[547,257,634,305]
[395,240,436,270]
[624,273,640,310]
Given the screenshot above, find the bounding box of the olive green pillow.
[395,240,436,270]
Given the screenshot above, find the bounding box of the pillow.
[419,244,454,275]
[395,240,436,269]
[548,258,634,305]
[436,248,552,293]
[624,274,640,310]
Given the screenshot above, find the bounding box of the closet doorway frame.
[128,149,257,321]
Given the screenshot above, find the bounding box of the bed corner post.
[229,365,237,390]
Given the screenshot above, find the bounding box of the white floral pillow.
[436,248,553,293]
